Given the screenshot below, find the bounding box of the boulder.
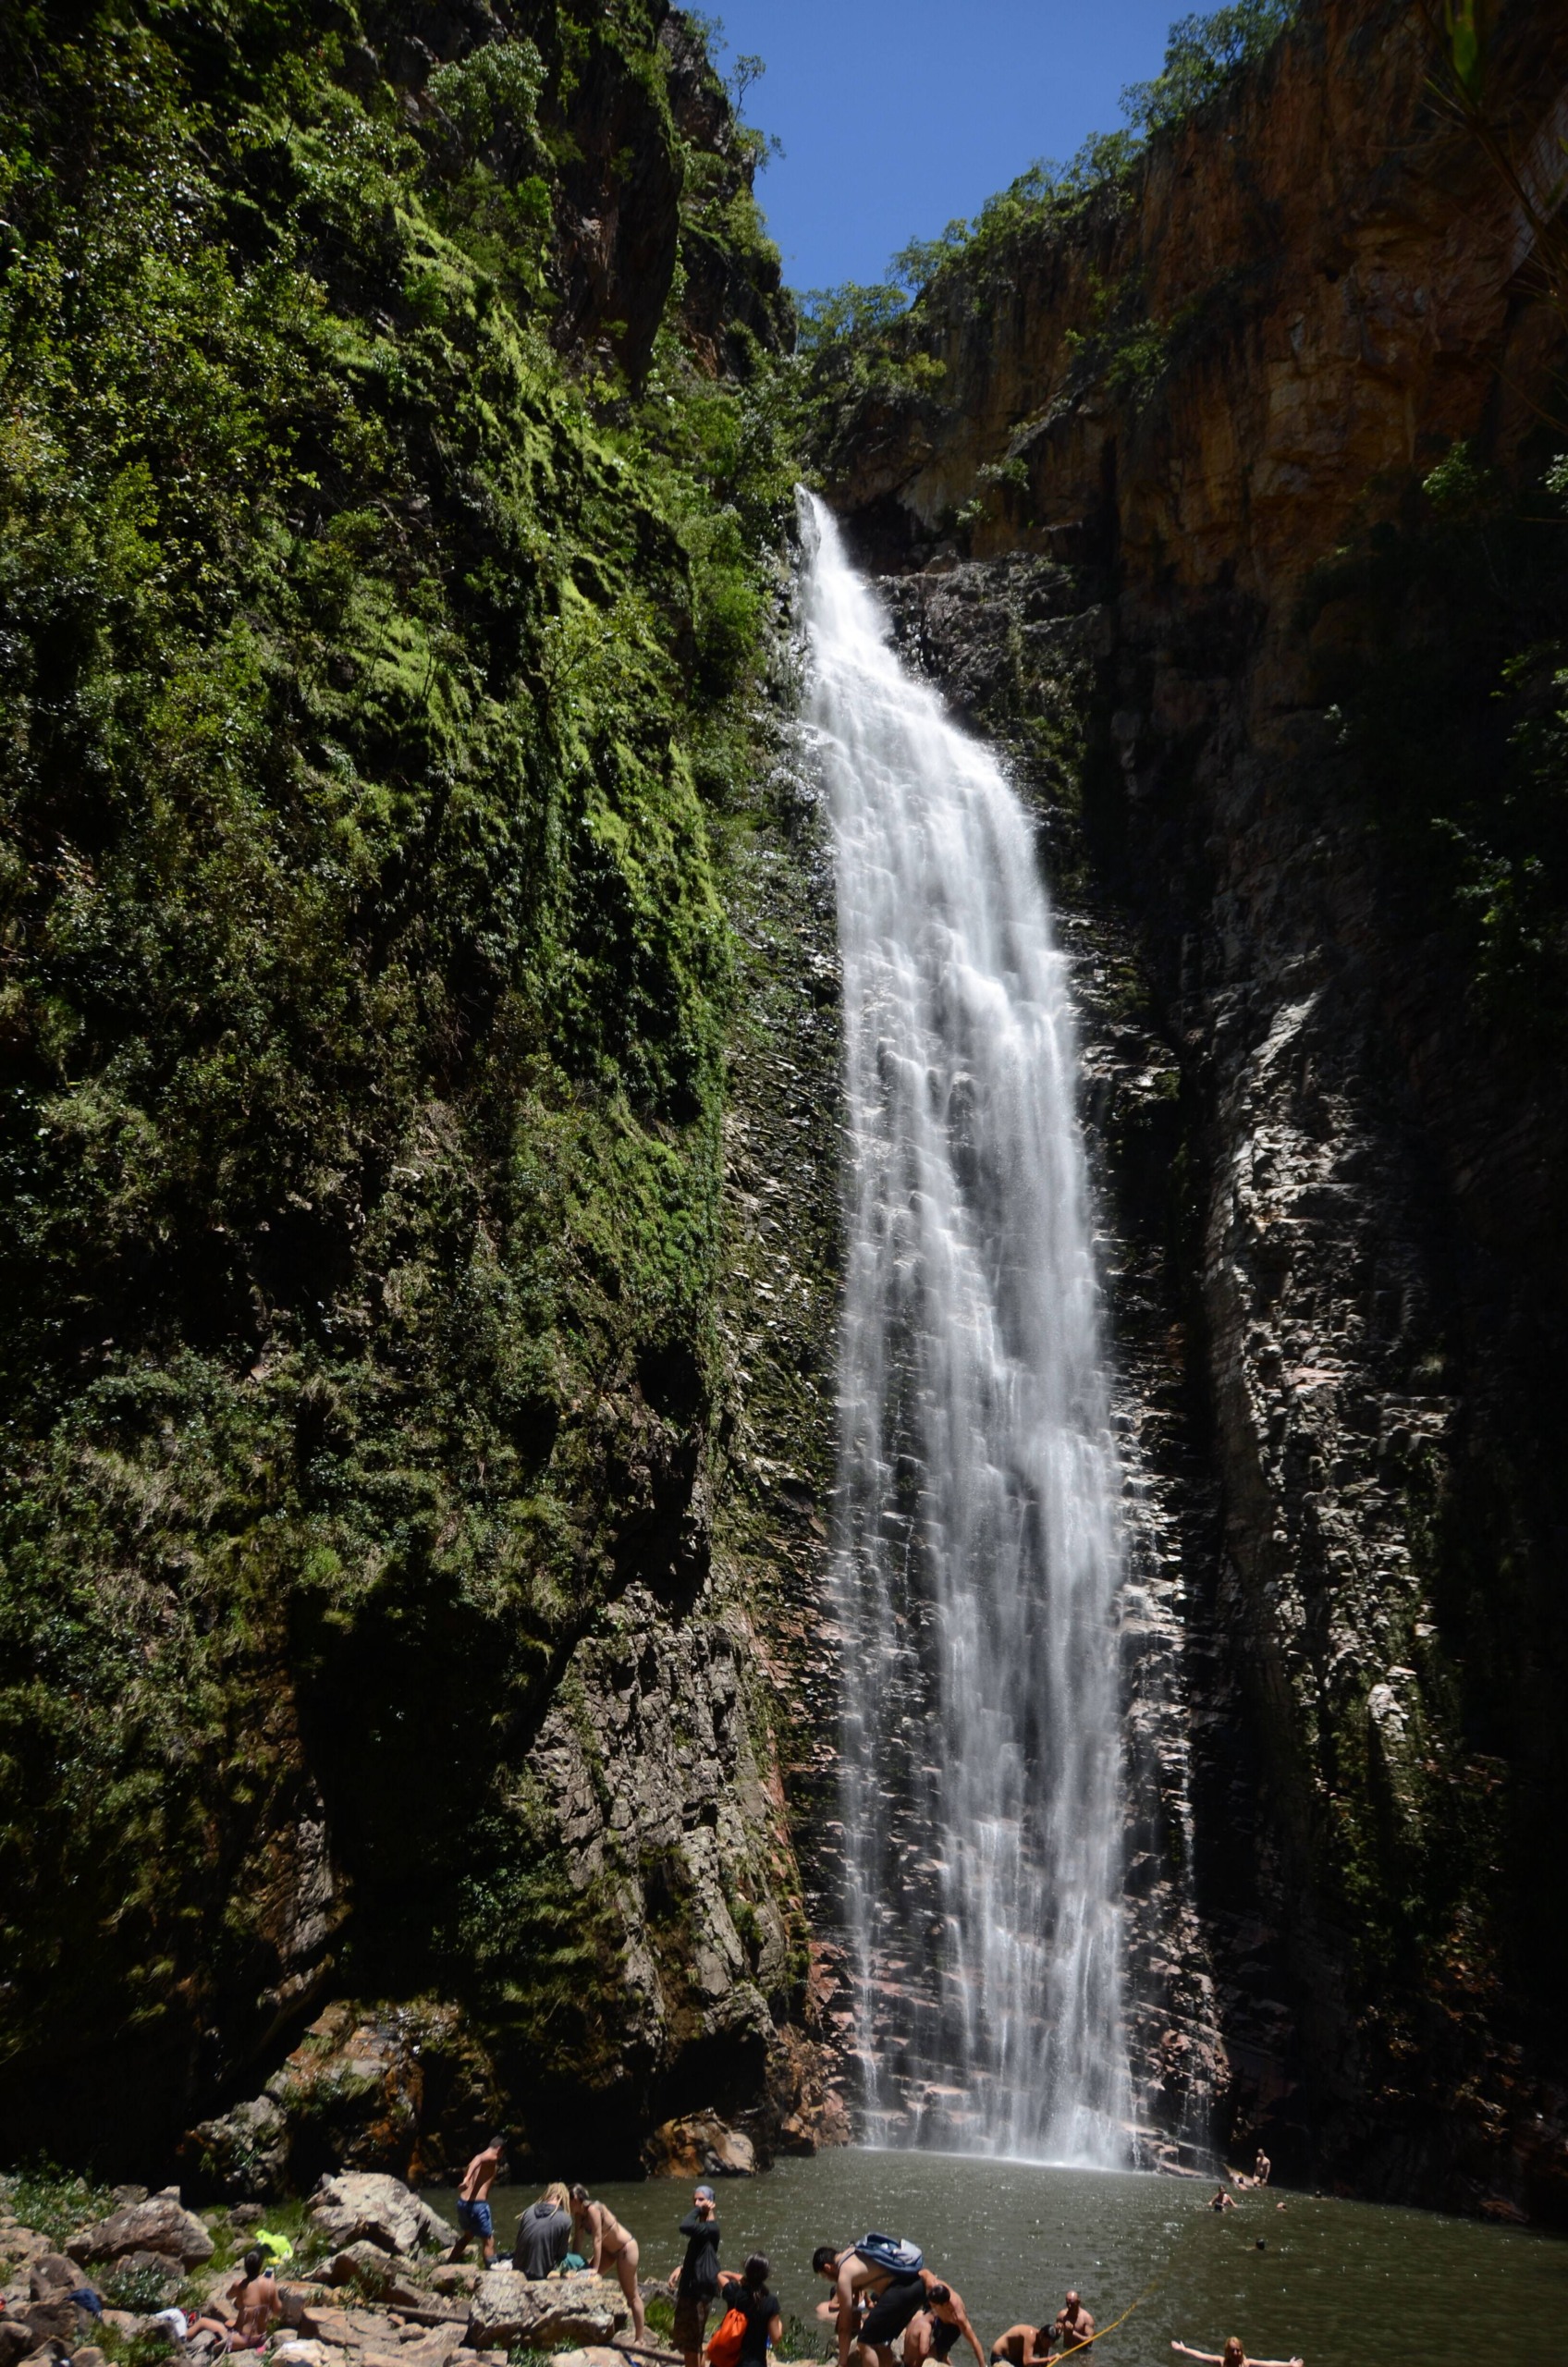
[427,2269,479,2300]
[21,2297,82,2349]
[70,2346,107,2367]
[102,2253,183,2301]
[0,2324,34,2367]
[308,2178,453,2260]
[108,2192,147,2213]
[642,2111,755,2178]
[278,2285,336,2331]
[546,2350,625,2367]
[66,2199,213,2271]
[272,2348,336,2367]
[325,2250,425,2310]
[28,2261,80,2298]
[463,2270,623,2352]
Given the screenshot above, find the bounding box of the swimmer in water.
[1172,2338,1303,2367]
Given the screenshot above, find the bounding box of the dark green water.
[429,2151,1568,2367]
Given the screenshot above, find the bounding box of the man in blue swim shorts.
[453,2135,507,2267]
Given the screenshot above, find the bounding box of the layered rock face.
[816,0,1568,2219]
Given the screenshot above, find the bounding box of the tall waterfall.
[801,491,1130,2165]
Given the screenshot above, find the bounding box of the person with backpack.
[709,2255,781,2367]
[812,2237,928,2367]
[673,2183,722,2367]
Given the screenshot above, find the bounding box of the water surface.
[430,2150,1566,2367]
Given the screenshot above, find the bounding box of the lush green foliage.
[0,0,792,2147]
[1121,0,1296,133]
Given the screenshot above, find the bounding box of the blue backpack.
[856,2234,924,2277]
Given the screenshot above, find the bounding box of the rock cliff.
[813,0,1568,2221]
[0,0,834,2181]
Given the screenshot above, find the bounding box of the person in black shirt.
[673,2184,722,2367]
[717,2254,782,2367]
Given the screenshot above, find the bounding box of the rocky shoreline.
[0,2175,753,2367]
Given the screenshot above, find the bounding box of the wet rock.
[642,2112,755,2177]
[307,2177,453,2260]
[66,2198,213,2271]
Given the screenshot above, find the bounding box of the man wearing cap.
[672,2183,722,2367]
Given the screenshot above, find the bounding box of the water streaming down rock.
[800,490,1130,2165]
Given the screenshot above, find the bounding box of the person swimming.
[1172,2336,1304,2367]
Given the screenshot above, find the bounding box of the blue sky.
[704,1,1181,294]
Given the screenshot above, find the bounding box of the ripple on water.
[425,2151,1568,2367]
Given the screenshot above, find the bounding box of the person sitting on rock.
[187,2250,281,2352]
[671,2182,721,2367]
[452,2138,507,2270]
[903,2281,986,2367]
[568,2185,646,2344]
[513,2184,572,2280]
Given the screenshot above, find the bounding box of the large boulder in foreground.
[465,2270,624,2351]
[66,2193,214,2269]
[308,2173,455,2258]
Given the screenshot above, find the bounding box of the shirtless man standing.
[569,2185,646,2343]
[1052,2295,1095,2358]
[902,2281,986,2367]
[453,2136,507,2268]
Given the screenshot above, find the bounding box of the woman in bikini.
[187,2250,281,2353]
[570,2185,647,2342]
[1172,2338,1303,2367]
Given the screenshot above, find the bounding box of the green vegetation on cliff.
[0,0,798,2162]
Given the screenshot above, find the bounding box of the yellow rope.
[1047,2275,1162,2361]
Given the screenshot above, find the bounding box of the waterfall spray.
[801,490,1129,2165]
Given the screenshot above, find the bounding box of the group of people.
[449,2150,1303,2367]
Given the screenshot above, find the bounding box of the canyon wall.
[815,0,1568,2223]
[0,0,848,2184]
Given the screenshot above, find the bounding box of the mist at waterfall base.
[799,491,1129,2166]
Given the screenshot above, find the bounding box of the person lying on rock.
[671,2181,721,2367]
[902,2281,985,2367]
[186,2250,281,2352]
[453,2137,507,2269]
[1172,2336,1303,2367]
[514,2183,572,2280]
[568,2185,646,2344]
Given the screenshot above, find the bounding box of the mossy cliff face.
[0,0,829,2178]
[813,0,1568,2220]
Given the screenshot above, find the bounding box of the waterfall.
[801,491,1130,2166]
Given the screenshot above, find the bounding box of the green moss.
[0,0,795,2150]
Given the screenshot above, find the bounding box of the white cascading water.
[801,490,1129,2165]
